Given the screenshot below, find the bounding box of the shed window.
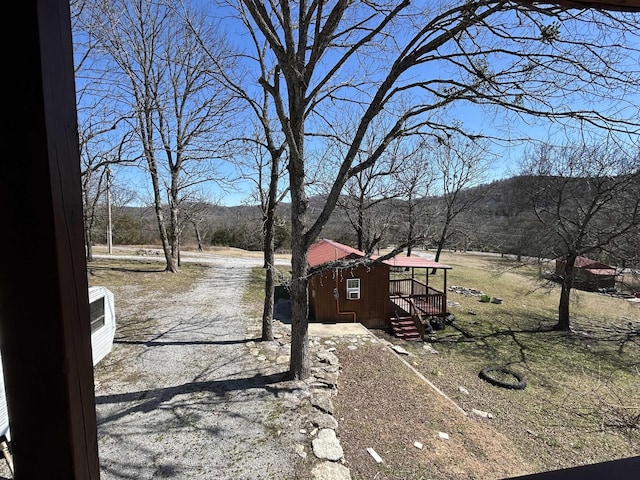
[89,297,105,333]
[346,278,360,300]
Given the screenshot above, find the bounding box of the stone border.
[246,320,383,480]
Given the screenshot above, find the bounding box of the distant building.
[308,239,452,340]
[555,256,618,291]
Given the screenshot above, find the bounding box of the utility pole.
[106,166,113,254]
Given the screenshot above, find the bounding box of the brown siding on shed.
[309,264,390,329]
[555,257,617,291]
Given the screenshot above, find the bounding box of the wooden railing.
[389,278,446,316]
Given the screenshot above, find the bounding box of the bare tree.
[240,137,290,340]
[88,0,235,272]
[78,134,136,261]
[430,133,494,266]
[73,0,138,261]
[336,136,403,253]
[394,140,438,257]
[180,199,215,252]
[232,0,640,379]
[520,141,640,331]
[192,2,292,340]
[171,193,218,264]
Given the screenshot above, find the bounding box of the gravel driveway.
[95,254,309,479]
[0,250,354,480]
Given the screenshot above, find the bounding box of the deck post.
[0,1,100,478]
[443,269,448,315]
[425,267,429,291]
[411,267,415,295]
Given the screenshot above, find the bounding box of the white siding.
[88,286,116,366]
[0,357,9,442]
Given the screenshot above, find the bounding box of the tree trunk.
[261,213,275,341]
[434,224,448,263]
[406,211,414,257]
[432,224,449,274]
[177,234,181,267]
[148,162,177,272]
[260,145,284,341]
[170,200,179,264]
[194,223,203,251]
[356,201,365,251]
[85,223,93,263]
[356,226,364,252]
[288,99,310,379]
[154,202,176,272]
[556,281,572,331]
[288,238,310,380]
[555,255,576,331]
[262,267,275,341]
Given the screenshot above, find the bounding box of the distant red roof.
[308,239,451,270]
[556,256,617,276]
[573,256,612,269]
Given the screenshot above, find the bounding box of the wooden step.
[390,317,422,341]
[390,319,417,327]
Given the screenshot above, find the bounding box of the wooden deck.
[389,278,447,317]
[388,278,447,341]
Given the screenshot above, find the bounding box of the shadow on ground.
[96,370,294,425]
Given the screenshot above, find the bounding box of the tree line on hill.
[92,171,640,268]
[93,170,640,274]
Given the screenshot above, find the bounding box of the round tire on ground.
[478,366,526,390]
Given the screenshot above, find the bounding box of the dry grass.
[244,265,291,317]
[87,257,208,291]
[333,342,532,480]
[262,249,638,479]
[354,251,640,478]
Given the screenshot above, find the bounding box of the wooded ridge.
[92,174,639,270]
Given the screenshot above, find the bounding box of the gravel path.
[0,250,353,480]
[95,256,307,479]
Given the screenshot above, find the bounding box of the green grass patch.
[243,267,268,317]
[243,266,290,318]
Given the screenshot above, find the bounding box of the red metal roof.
[308,239,451,269]
[572,256,613,270]
[584,268,617,276]
[558,256,616,273]
[308,239,365,266]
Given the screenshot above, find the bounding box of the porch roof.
[382,255,451,270]
[308,238,451,270]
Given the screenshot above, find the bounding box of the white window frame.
[346,278,361,300]
[89,297,106,334]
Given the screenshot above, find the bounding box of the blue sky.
[83,1,640,208]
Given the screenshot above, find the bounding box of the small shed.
[88,286,117,365]
[555,256,618,291]
[0,286,116,444]
[308,239,451,339]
